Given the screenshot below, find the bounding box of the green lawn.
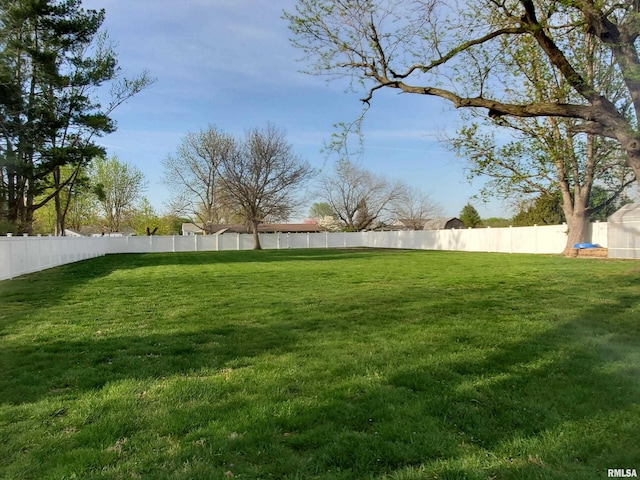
[1,249,639,479]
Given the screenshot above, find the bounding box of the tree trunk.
[562,211,589,257]
[251,221,262,250]
[53,166,67,236]
[625,148,640,189]
[54,167,63,236]
[54,192,64,235]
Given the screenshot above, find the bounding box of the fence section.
[363,224,571,254]
[96,231,368,255]
[0,223,609,281]
[0,234,108,280]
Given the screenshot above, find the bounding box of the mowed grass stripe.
[0,249,638,479]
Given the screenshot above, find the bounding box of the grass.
[0,248,639,479]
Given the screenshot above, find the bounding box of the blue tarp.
[573,243,601,249]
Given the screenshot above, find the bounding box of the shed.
[607,203,640,259]
[423,217,465,230]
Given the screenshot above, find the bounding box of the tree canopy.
[217,124,314,249]
[286,0,640,188]
[511,193,566,226]
[163,124,314,249]
[92,156,146,233]
[0,0,152,234]
[162,127,241,231]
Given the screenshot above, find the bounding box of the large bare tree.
[390,185,442,230]
[217,124,314,249]
[162,127,241,232]
[318,159,405,231]
[285,0,640,189]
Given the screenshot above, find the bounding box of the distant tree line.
[31,156,184,236]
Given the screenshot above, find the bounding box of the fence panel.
[0,235,107,281]
[324,232,344,248]
[288,233,309,249]
[257,234,277,250]
[343,232,365,248]
[309,233,328,248]
[588,221,608,247]
[216,234,237,251]
[199,235,219,251]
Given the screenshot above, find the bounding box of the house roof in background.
[182,223,324,234]
[423,217,465,230]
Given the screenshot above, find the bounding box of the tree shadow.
[0,248,397,331]
[2,255,638,478]
[183,275,640,478]
[0,321,301,406]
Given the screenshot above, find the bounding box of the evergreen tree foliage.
[587,185,632,222]
[512,193,565,226]
[460,203,483,228]
[0,0,152,234]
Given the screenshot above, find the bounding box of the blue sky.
[81,0,513,219]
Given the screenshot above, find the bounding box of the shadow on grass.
[99,248,399,269]
[0,249,398,333]
[0,248,396,298]
[2,254,639,478]
[0,319,303,406]
[189,278,640,478]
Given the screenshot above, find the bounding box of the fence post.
[37,234,42,271]
[236,233,240,251]
[534,224,538,254]
[194,234,198,252]
[509,225,513,254]
[7,233,13,280]
[172,235,176,253]
[307,232,310,249]
[326,231,329,249]
[277,232,280,250]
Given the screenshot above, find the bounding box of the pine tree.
[512,193,565,226]
[460,203,483,228]
[0,0,152,234]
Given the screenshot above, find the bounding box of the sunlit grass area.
[1,249,639,479]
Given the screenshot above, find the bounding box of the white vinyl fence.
[0,222,608,281]
[0,234,109,280]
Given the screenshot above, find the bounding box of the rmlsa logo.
[608,469,638,478]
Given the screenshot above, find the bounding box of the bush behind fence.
[0,222,608,281]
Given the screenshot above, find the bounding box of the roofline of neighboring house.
[181,222,324,235]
